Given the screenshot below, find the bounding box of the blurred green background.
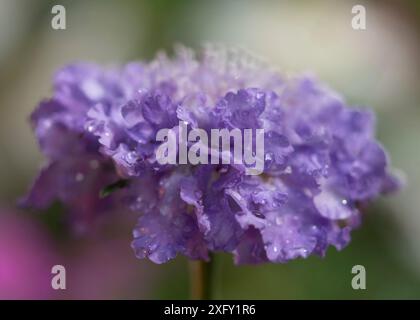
[1,0,420,299]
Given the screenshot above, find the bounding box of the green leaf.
[99,179,130,198]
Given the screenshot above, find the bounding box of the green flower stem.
[189,255,214,300]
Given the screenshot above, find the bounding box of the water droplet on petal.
[87,124,95,132]
[127,151,137,163]
[219,167,228,173]
[284,166,292,174]
[252,210,265,219]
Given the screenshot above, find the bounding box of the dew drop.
[127,151,137,163]
[265,153,273,161]
[303,188,312,197]
[219,167,228,173]
[252,210,265,219]
[87,124,95,132]
[42,119,52,129]
[284,166,292,174]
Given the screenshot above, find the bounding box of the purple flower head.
[22,45,400,264]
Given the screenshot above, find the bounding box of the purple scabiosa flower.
[22,45,400,264]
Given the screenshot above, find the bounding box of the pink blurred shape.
[0,209,56,299]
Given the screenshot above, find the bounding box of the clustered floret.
[22,46,399,264]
